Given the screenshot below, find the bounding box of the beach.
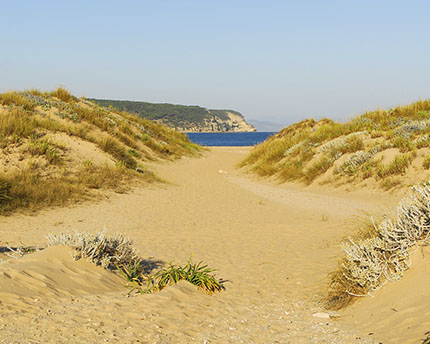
[0,147,428,343]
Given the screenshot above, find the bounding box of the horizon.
[1,1,429,124]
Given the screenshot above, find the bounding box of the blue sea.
[186,132,276,147]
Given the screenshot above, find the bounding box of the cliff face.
[91,99,256,133]
[171,111,256,132]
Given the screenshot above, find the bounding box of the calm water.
[186,132,276,147]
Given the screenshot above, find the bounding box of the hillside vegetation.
[91,98,256,132]
[240,100,430,190]
[0,88,201,213]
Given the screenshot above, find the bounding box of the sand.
[0,147,426,343]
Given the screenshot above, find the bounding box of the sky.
[1,0,430,125]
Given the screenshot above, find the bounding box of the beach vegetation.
[0,88,201,214]
[45,230,224,295]
[327,181,430,309]
[240,99,430,189]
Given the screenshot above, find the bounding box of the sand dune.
[0,147,426,343]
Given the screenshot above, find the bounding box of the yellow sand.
[0,147,427,343]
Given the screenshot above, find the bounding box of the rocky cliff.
[91,99,256,133]
[172,110,256,132]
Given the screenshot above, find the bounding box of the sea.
[186,132,277,147]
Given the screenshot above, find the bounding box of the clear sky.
[1,0,429,124]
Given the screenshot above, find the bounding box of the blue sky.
[1,1,429,124]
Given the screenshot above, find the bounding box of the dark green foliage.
[90,98,243,129]
[120,257,225,295]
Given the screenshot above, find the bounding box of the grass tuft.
[49,87,74,102]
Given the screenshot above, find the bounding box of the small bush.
[46,230,140,270]
[327,182,430,309]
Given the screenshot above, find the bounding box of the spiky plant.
[148,258,225,294]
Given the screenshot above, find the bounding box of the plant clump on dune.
[327,181,430,309]
[45,229,225,295]
[240,100,430,189]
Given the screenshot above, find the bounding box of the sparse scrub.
[327,182,430,309]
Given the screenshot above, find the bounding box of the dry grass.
[46,230,140,270]
[99,137,137,169]
[0,88,201,214]
[241,99,430,188]
[49,87,74,103]
[327,182,430,309]
[0,91,36,111]
[0,164,150,214]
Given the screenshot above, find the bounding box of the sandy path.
[0,147,411,343]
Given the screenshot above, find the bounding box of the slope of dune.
[240,100,430,192]
[0,246,124,306]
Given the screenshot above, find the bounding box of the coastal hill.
[0,88,200,213]
[91,98,256,133]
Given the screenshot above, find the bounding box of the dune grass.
[0,88,201,214]
[240,100,430,188]
[0,164,151,214]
